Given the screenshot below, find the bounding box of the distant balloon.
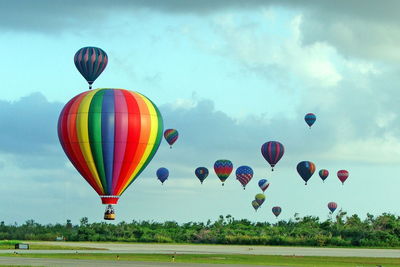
[304,113,316,128]
[164,129,179,148]
[258,179,270,192]
[74,47,108,90]
[319,169,329,182]
[252,200,260,211]
[195,167,209,184]
[337,170,349,185]
[255,193,266,206]
[236,166,253,189]
[272,206,282,218]
[261,141,285,171]
[296,161,316,185]
[328,202,337,213]
[156,167,169,185]
[214,159,233,186]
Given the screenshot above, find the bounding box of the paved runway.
[3,242,400,258]
[0,257,279,267]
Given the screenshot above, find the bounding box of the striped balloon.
[236,166,253,189]
[296,161,316,185]
[304,113,316,128]
[74,47,108,90]
[58,88,163,206]
[337,170,349,185]
[214,159,233,186]
[328,202,337,213]
[195,167,209,184]
[164,129,179,148]
[261,141,285,171]
[272,206,282,218]
[258,179,270,192]
[319,169,329,182]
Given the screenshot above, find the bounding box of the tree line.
[1,211,400,247]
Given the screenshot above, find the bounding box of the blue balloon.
[304,113,316,128]
[156,167,169,184]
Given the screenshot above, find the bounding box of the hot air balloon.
[255,193,266,206]
[214,159,233,186]
[164,129,178,148]
[296,161,316,185]
[156,167,169,185]
[195,167,209,184]
[258,179,270,192]
[337,170,349,185]
[74,47,108,90]
[272,206,282,218]
[58,88,163,220]
[319,169,329,182]
[261,141,284,171]
[252,200,260,211]
[236,166,253,189]
[304,113,316,128]
[328,202,337,213]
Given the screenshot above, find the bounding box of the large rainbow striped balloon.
[58,88,163,205]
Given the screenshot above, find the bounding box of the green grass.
[0,240,104,250]
[1,253,399,266]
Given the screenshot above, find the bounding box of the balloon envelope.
[304,113,316,128]
[195,167,209,184]
[328,202,337,213]
[164,129,178,148]
[255,193,266,206]
[74,47,108,89]
[252,200,260,211]
[261,141,284,171]
[214,159,233,185]
[337,170,349,184]
[272,206,282,217]
[236,166,253,189]
[58,88,163,204]
[296,161,316,185]
[258,179,270,192]
[319,169,329,182]
[156,167,169,184]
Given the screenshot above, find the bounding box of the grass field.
[1,253,399,266]
[0,240,104,250]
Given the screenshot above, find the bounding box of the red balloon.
[337,170,349,185]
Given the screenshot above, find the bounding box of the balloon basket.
[104,205,116,220]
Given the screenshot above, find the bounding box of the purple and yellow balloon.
[74,47,108,90]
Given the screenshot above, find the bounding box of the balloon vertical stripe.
[88,90,107,191]
[111,90,129,191]
[101,90,115,194]
[76,90,103,190]
[58,88,163,204]
[113,90,141,193]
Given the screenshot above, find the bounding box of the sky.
[1,0,400,225]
